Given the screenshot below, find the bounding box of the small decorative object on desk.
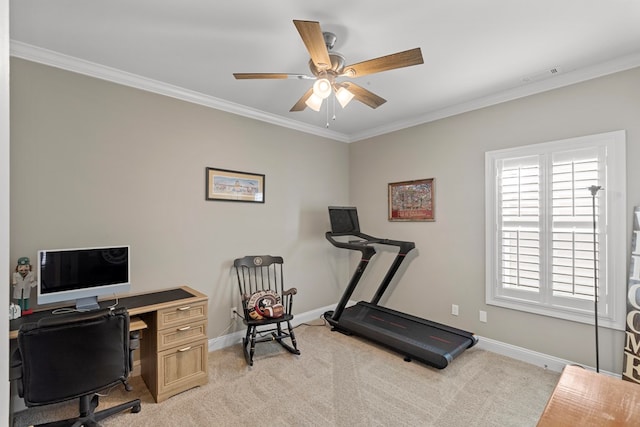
[9,302,21,319]
[12,256,36,315]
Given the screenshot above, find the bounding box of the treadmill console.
[328,206,360,236]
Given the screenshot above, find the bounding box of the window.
[485,131,626,329]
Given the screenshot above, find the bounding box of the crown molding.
[10,41,640,144]
[9,41,350,143]
[350,51,640,142]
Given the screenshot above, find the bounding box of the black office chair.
[233,255,300,366]
[10,307,141,427]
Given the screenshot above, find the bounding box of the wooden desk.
[10,285,209,403]
[537,365,640,426]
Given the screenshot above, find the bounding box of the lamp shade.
[312,78,332,99]
[305,93,323,111]
[336,86,355,108]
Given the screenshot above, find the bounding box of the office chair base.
[32,395,141,427]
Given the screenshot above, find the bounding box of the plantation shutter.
[550,148,602,306]
[486,130,625,328]
[496,147,603,309]
[498,156,541,294]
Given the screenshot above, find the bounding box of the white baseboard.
[208,303,334,353]
[475,335,570,373]
[209,303,618,377]
[475,335,618,377]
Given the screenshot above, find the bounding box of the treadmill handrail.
[325,231,415,254]
[325,231,377,255]
[325,231,416,321]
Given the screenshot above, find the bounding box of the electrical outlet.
[231,307,237,320]
[451,304,459,316]
[479,310,487,323]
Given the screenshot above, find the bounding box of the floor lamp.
[588,185,602,373]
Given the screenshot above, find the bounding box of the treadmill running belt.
[338,302,476,369]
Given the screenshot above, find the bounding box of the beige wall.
[9,58,349,338]
[349,66,640,374]
[10,57,640,375]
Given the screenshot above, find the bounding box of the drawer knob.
[178,346,192,352]
[178,326,191,331]
[177,306,191,311]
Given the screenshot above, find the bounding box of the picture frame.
[388,178,435,221]
[205,167,265,203]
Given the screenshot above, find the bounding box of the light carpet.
[13,322,560,426]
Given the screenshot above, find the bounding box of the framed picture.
[388,178,434,221]
[205,167,265,203]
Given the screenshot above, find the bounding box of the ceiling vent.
[522,67,562,83]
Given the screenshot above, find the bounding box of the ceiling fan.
[233,20,424,112]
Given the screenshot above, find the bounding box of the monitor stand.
[75,296,101,311]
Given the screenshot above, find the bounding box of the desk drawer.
[157,320,207,352]
[157,301,207,329]
[156,338,209,402]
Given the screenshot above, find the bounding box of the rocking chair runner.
[233,255,300,365]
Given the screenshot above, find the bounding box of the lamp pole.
[588,185,602,373]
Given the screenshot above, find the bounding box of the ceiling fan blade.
[340,82,387,109]
[290,87,314,112]
[293,20,332,71]
[233,73,314,80]
[343,48,424,78]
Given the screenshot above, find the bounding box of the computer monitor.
[328,206,361,235]
[37,245,131,311]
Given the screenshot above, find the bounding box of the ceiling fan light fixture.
[235,20,421,114]
[312,78,332,99]
[305,93,323,111]
[336,86,355,108]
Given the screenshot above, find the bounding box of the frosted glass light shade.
[305,93,323,111]
[312,78,332,99]
[336,86,355,108]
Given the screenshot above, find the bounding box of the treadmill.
[324,206,478,369]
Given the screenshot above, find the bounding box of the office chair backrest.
[17,307,131,406]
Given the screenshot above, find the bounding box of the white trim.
[475,335,618,377]
[476,335,570,372]
[206,303,619,377]
[349,52,640,142]
[485,131,627,330]
[10,40,640,143]
[9,41,350,144]
[208,303,334,352]
[1,0,11,420]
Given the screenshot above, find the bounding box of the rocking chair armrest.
[283,288,297,296]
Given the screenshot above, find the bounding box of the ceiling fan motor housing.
[323,31,337,50]
[309,53,345,77]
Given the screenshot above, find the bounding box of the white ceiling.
[9,1,640,142]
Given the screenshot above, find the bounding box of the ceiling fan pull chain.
[326,99,330,128]
[332,95,337,122]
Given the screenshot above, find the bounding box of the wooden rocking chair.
[233,255,300,366]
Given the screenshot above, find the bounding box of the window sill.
[487,296,625,331]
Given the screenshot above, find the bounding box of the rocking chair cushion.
[247,290,283,320]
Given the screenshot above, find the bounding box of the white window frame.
[485,130,626,330]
